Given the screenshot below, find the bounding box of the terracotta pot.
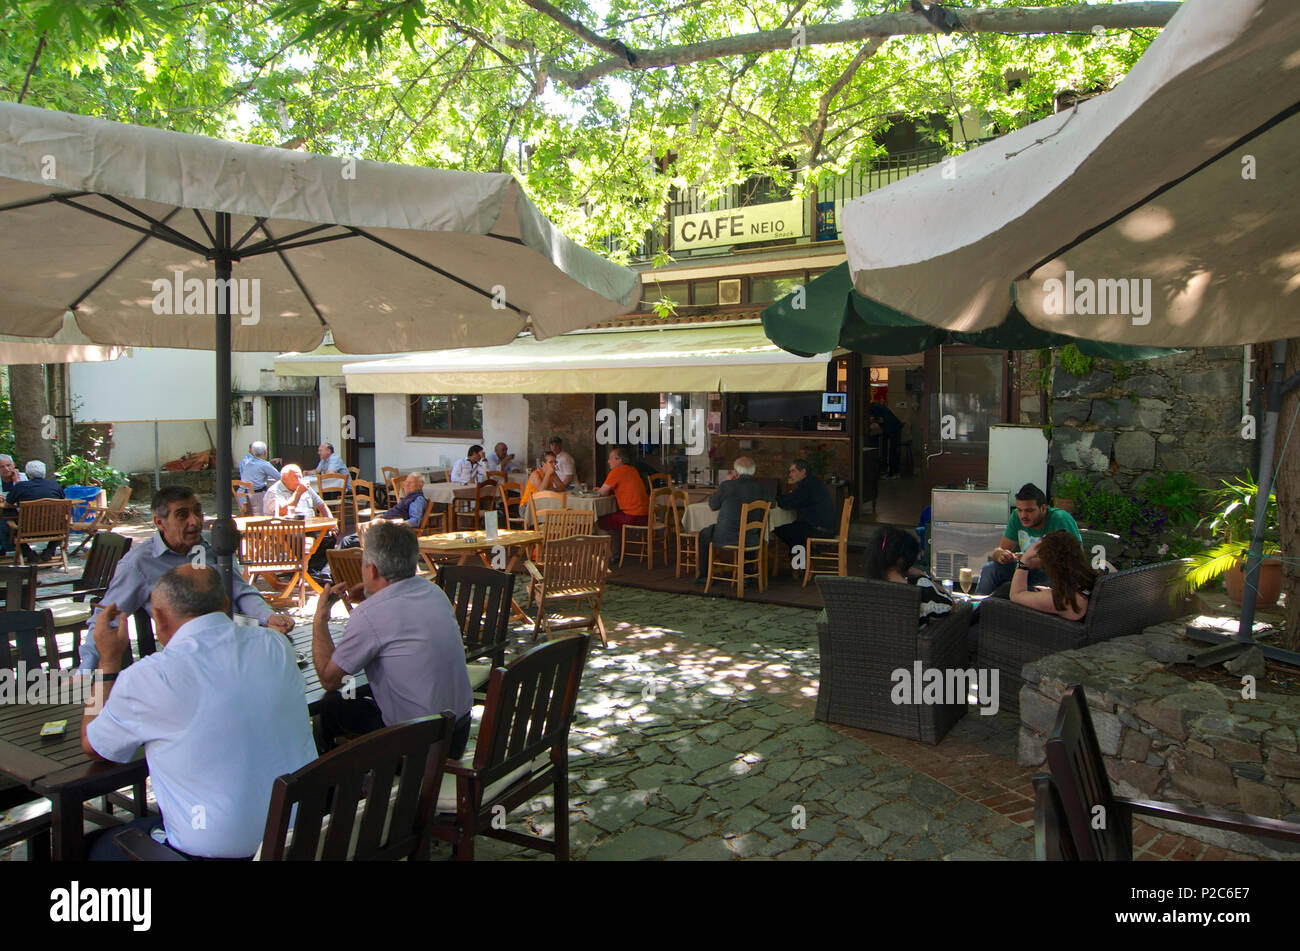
[1054,497,1077,515]
[1224,557,1283,607]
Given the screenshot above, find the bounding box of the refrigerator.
[929,488,1012,583]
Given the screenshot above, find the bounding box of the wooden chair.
[527,490,568,532]
[326,548,366,612]
[238,518,308,609]
[802,495,855,586]
[620,486,672,569]
[318,472,348,520]
[647,473,670,491]
[116,713,456,861]
[12,498,74,571]
[501,482,527,531]
[347,465,360,484]
[430,636,590,861]
[670,489,699,580]
[381,466,400,490]
[232,480,254,517]
[524,535,610,647]
[1040,683,1300,860]
[0,608,58,858]
[705,500,769,598]
[0,564,37,611]
[452,482,498,533]
[69,486,131,555]
[484,470,508,484]
[352,478,377,526]
[33,532,133,666]
[436,565,515,694]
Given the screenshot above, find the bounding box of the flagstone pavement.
[1,532,1257,860]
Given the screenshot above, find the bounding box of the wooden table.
[234,515,337,595]
[0,693,148,861]
[418,529,542,622]
[0,623,362,861]
[527,492,619,524]
[423,473,526,506]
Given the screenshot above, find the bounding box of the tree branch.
[806,37,885,165]
[17,32,47,104]
[543,3,1181,89]
[518,0,639,64]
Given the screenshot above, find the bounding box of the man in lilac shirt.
[310,521,471,755]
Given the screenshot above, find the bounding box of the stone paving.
[1,522,1261,860]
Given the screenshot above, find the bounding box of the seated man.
[485,442,518,474]
[772,458,836,560]
[521,451,565,510]
[0,453,26,494]
[80,486,294,670]
[315,441,350,492]
[264,464,331,518]
[549,437,577,488]
[1,460,66,559]
[239,440,281,514]
[338,474,428,549]
[311,521,472,757]
[976,482,1082,596]
[450,445,487,485]
[596,447,649,556]
[81,565,317,860]
[694,456,771,586]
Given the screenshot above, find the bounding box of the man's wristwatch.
[1016,560,1030,571]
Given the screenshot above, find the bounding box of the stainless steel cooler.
[929,488,1012,582]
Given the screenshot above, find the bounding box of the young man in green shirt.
[975,483,1082,595]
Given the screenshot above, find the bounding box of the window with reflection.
[409,395,483,438]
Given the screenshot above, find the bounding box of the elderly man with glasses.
[772,458,837,563]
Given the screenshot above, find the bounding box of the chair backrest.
[353,478,376,507]
[0,608,58,670]
[472,635,591,791]
[835,496,855,538]
[735,499,770,551]
[1084,560,1191,641]
[452,485,480,515]
[669,488,692,531]
[326,548,365,599]
[436,565,516,664]
[1079,529,1121,568]
[484,470,507,483]
[542,508,596,540]
[347,466,360,483]
[318,472,347,502]
[1044,683,1130,861]
[107,485,131,514]
[647,473,670,490]
[502,483,525,506]
[80,532,133,593]
[17,498,73,537]
[416,498,439,536]
[426,470,448,484]
[1033,773,1080,861]
[529,490,568,530]
[232,480,254,516]
[647,486,673,527]
[239,519,306,568]
[260,713,456,861]
[381,466,400,485]
[537,535,609,590]
[0,565,38,611]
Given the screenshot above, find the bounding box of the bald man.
[694,456,772,585]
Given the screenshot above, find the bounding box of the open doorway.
[857,354,927,526]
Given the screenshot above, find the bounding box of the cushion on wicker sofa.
[977,559,1191,712]
[815,576,973,745]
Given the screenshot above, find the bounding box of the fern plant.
[1180,475,1279,592]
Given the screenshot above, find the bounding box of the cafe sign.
[672,198,805,251]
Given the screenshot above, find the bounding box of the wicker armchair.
[977,559,1192,713]
[814,576,973,744]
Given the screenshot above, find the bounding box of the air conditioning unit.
[718,279,741,305]
[929,488,1011,582]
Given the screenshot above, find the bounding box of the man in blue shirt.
[1,460,65,559]
[315,441,350,492]
[976,482,1083,595]
[239,440,280,490]
[82,565,316,860]
[80,486,294,670]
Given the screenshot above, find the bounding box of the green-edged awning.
[761,262,1181,360]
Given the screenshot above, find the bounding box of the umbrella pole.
[211,212,239,603]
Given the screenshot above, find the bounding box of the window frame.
[408,394,484,439]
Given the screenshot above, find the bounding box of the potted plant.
[1182,475,1282,606]
[1052,473,1088,515]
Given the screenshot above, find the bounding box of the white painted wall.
[370,393,529,474]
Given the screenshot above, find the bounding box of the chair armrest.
[445,761,475,778]
[979,598,1086,649]
[524,560,543,582]
[918,603,973,665]
[113,827,188,861]
[1119,796,1300,843]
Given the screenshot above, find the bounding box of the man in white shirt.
[450,445,487,485]
[264,464,331,517]
[549,436,577,488]
[82,565,317,860]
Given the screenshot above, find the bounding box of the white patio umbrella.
[0,313,123,364]
[0,101,639,592]
[841,0,1300,648]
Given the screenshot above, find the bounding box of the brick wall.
[524,394,598,483]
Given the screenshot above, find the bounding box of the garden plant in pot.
[55,455,129,523]
[1182,475,1282,607]
[1052,473,1087,515]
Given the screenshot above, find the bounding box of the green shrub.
[55,455,129,493]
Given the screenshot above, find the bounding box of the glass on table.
[958,567,974,595]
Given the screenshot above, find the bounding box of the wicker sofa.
[815,576,974,744]
[977,559,1192,713]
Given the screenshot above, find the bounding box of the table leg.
[50,793,85,861]
[480,545,533,625]
[301,529,330,594]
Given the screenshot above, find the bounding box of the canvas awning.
[338,323,830,394]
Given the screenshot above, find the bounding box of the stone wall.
[1013,350,1047,425]
[524,394,598,484]
[707,435,851,482]
[1019,624,1300,859]
[1050,347,1251,489]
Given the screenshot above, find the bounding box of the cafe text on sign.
[672,198,805,251]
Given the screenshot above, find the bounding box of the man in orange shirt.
[596,448,649,557]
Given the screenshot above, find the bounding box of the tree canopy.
[1,1,1174,259]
